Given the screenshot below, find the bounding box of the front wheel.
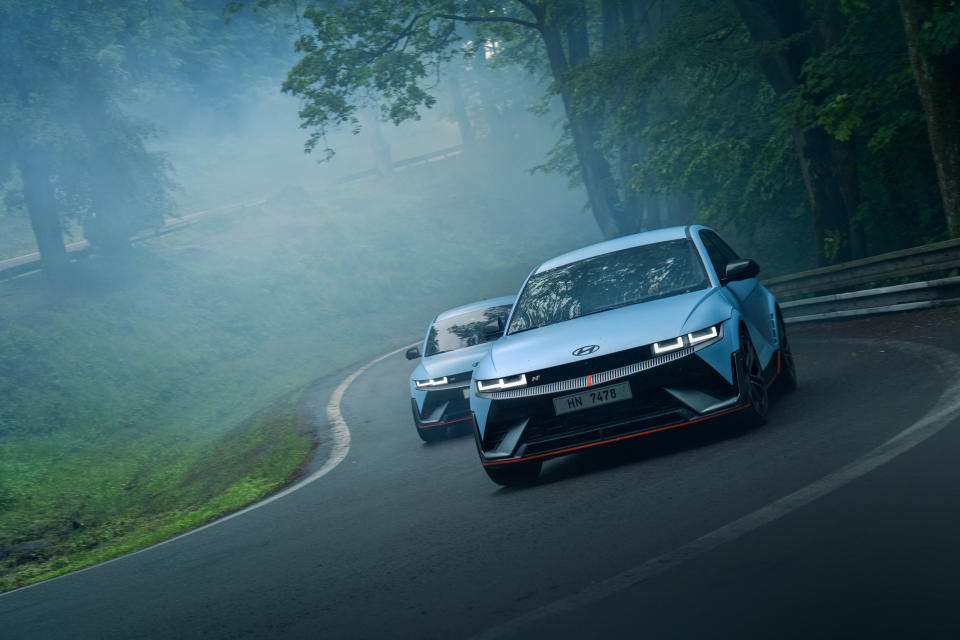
[738,328,768,427]
[775,309,798,393]
[483,460,542,487]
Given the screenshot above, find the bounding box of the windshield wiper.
[506,325,541,335]
[579,300,640,318]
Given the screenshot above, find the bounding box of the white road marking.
[0,341,417,597]
[473,339,960,640]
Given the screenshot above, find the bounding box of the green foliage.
[549,0,946,265]
[918,0,960,55]
[273,1,546,157]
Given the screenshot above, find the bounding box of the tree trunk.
[734,0,855,265]
[817,0,862,258]
[449,71,475,150]
[899,0,960,238]
[790,126,852,263]
[832,137,863,258]
[642,193,661,229]
[541,24,624,239]
[18,150,69,278]
[362,106,393,178]
[602,0,644,233]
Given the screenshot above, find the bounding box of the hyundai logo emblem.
[572,345,600,357]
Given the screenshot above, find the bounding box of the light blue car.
[470,226,797,485]
[406,296,515,442]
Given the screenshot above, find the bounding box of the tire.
[738,327,768,427]
[483,460,542,487]
[775,309,798,393]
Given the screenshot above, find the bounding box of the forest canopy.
[4,0,960,276]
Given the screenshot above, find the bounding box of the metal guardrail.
[763,237,960,323]
[340,144,464,183]
[764,237,960,301]
[781,276,960,324]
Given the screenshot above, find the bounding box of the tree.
[898,0,960,237]
[276,0,636,239]
[732,0,859,265]
[0,1,175,276]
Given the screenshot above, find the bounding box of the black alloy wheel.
[483,459,543,487]
[739,328,768,427]
[776,309,798,392]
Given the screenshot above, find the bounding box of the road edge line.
[0,341,417,598]
[472,339,960,639]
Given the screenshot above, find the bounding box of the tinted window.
[425,304,512,356]
[699,230,739,279]
[508,239,709,334]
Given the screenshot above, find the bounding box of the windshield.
[425,304,513,356]
[507,239,709,334]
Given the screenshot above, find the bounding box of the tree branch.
[369,13,422,62]
[515,0,544,23]
[435,13,538,30]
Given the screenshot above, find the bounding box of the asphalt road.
[3,309,960,639]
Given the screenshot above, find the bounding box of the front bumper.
[411,385,473,431]
[475,349,753,466]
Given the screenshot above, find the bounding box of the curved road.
[3,310,960,639]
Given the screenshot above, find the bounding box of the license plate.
[553,382,632,415]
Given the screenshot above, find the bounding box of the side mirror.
[483,316,505,340]
[723,259,760,284]
[405,346,421,360]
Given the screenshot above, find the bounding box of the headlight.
[653,323,723,354]
[415,376,448,389]
[688,325,719,345]
[652,336,685,354]
[476,373,527,392]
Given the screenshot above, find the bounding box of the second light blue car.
[406,296,515,442]
[470,226,797,485]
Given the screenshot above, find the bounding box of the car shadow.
[499,412,765,491]
[420,421,474,446]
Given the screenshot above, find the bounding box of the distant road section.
[0,198,266,281]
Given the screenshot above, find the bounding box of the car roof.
[434,295,516,322]
[533,226,698,274]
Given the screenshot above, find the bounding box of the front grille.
[480,354,736,454]
[420,386,471,423]
[479,347,693,400]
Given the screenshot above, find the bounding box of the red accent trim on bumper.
[482,404,750,466]
[418,415,472,430]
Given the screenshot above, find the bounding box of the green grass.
[0,153,599,592]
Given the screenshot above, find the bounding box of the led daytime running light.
[652,336,685,354]
[415,376,449,389]
[654,324,722,354]
[476,373,527,392]
[688,325,719,345]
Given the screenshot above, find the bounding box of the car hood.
[415,341,493,379]
[486,288,729,377]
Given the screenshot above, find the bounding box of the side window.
[699,231,739,279]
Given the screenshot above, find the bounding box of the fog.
[0,2,608,587]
